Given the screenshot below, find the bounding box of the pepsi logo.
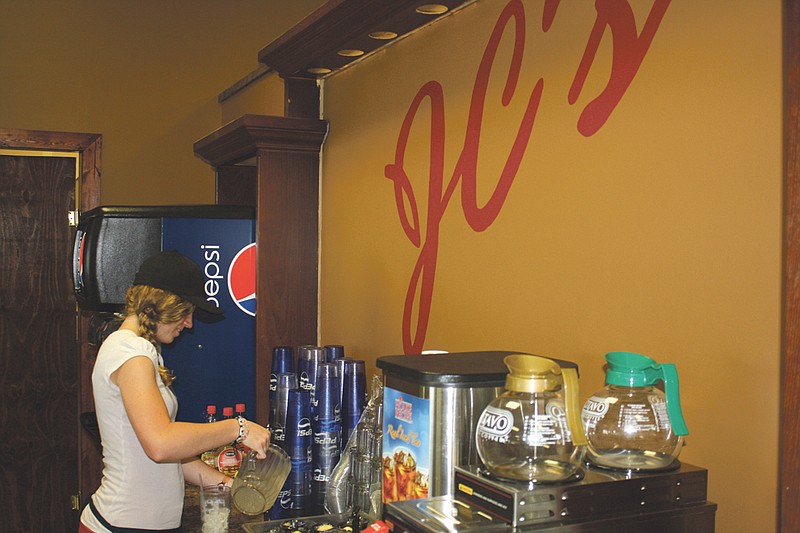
[297,417,312,437]
[228,243,256,316]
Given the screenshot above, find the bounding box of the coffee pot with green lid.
[475,354,587,483]
[581,351,688,471]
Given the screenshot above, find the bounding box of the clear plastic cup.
[200,484,231,533]
[231,444,291,515]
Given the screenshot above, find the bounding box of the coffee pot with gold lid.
[475,354,587,483]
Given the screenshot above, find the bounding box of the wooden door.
[0,149,81,532]
[0,129,101,533]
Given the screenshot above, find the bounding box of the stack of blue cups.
[324,344,345,363]
[335,358,347,412]
[341,359,367,447]
[284,389,313,517]
[267,373,298,520]
[269,346,294,430]
[271,373,297,452]
[296,345,315,373]
[312,362,341,514]
[298,346,325,419]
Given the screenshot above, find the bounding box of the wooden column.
[783,0,800,531]
[194,115,328,425]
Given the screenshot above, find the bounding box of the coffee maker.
[378,351,715,532]
[377,351,578,500]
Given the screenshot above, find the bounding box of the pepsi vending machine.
[73,205,256,423]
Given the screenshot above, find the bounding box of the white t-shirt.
[80,329,184,531]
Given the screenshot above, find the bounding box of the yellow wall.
[0,0,323,205]
[319,1,782,532]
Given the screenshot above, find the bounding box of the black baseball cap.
[133,250,223,316]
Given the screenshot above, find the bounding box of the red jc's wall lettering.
[385,0,671,354]
[570,0,672,136]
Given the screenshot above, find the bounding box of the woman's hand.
[242,420,271,458]
[182,457,231,487]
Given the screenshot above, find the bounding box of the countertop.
[181,484,362,532]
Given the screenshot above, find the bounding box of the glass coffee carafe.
[582,351,688,471]
[475,354,587,483]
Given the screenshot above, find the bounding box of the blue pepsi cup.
[267,475,292,520]
[270,346,295,393]
[295,345,315,369]
[314,363,341,426]
[324,344,345,363]
[272,372,297,452]
[341,359,366,446]
[270,346,294,424]
[335,358,347,407]
[312,363,341,513]
[285,389,312,517]
[297,346,325,418]
[264,478,292,520]
[294,343,315,396]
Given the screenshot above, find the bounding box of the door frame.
[0,129,101,209]
[0,127,103,507]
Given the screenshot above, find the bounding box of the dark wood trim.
[194,114,328,166]
[194,116,328,425]
[0,127,101,152]
[257,0,472,79]
[782,0,800,530]
[0,128,102,211]
[284,77,321,119]
[255,149,321,406]
[218,65,271,104]
[216,165,258,207]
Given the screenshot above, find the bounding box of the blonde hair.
[123,285,195,386]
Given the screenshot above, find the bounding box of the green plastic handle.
[661,363,689,436]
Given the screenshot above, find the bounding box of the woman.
[80,251,271,532]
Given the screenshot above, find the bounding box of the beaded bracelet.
[234,416,249,444]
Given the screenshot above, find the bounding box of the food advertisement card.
[382,387,431,503]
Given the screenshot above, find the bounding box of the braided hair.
[122,285,195,386]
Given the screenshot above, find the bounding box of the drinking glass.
[200,484,231,533]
